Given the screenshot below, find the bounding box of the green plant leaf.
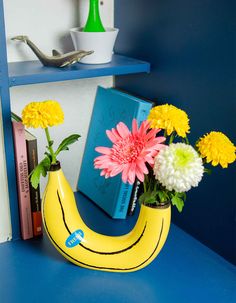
[157,191,165,202]
[157,190,170,203]
[139,191,158,204]
[30,156,51,189]
[175,191,186,200]
[44,152,52,159]
[49,140,54,147]
[204,168,212,175]
[55,134,81,156]
[171,195,184,212]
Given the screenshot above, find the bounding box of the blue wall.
[115,0,236,264]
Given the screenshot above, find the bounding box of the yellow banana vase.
[42,162,171,272]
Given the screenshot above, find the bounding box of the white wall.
[0,102,12,242]
[4,0,114,192]
[5,0,114,62]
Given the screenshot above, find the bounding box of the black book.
[25,131,43,237]
[127,179,145,216]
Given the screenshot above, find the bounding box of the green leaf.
[44,152,52,159]
[175,191,186,200]
[182,192,187,201]
[55,134,81,156]
[171,195,184,212]
[139,191,158,204]
[157,190,168,203]
[204,168,212,175]
[49,140,54,147]
[30,156,51,189]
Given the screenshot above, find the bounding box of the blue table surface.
[0,192,235,303]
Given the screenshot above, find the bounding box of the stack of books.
[11,113,43,240]
[78,87,153,219]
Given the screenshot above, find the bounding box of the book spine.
[12,121,33,240]
[136,101,153,125]
[113,183,133,218]
[26,138,42,237]
[127,179,141,216]
[127,101,153,216]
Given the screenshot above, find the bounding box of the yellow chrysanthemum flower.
[22,100,64,129]
[148,104,190,138]
[196,131,236,168]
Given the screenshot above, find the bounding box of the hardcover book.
[12,113,42,237]
[12,121,33,240]
[25,130,42,237]
[78,86,153,219]
[127,179,141,216]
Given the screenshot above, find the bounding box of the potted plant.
[70,0,119,64]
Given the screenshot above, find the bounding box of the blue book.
[78,86,153,219]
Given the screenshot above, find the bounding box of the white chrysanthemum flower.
[154,143,204,192]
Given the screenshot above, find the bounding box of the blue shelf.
[0,192,235,303]
[8,54,150,87]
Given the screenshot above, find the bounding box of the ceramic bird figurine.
[11,35,93,68]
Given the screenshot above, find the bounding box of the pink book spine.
[12,121,33,240]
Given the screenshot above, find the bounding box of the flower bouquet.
[94,104,236,212]
[19,100,235,273]
[20,100,172,272]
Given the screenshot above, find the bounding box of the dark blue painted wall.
[115,0,236,264]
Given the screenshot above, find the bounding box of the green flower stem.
[185,136,190,144]
[169,133,175,144]
[143,175,148,193]
[45,127,57,164]
[164,129,167,137]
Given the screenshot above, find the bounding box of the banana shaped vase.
[42,162,171,272]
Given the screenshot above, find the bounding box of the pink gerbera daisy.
[94,119,166,185]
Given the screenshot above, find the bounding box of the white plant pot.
[70,27,119,64]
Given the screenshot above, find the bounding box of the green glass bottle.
[83,0,105,32]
